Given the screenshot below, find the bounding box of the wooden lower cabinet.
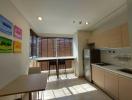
[118,75,132,100]
[92,66,105,89]
[92,65,132,100]
[104,71,119,100]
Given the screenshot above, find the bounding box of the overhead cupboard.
[89,23,129,48]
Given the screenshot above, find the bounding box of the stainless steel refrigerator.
[83,49,101,82]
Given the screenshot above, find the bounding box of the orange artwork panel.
[13,41,21,53]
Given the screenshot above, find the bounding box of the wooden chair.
[28,67,41,74]
[28,67,41,100]
[58,59,67,76]
[48,60,57,77]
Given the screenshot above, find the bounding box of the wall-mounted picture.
[13,41,22,53]
[0,36,13,53]
[0,15,13,35]
[14,25,22,39]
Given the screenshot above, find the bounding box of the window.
[30,30,38,57]
[40,37,73,57]
[57,38,72,56]
[39,37,73,70]
[30,35,73,70]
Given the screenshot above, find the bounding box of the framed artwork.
[13,41,22,53]
[0,15,13,35]
[14,25,22,39]
[0,36,13,53]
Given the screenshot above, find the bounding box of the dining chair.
[48,60,57,77]
[28,67,42,100]
[28,67,41,74]
[58,59,67,77]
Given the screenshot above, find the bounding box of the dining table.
[0,73,48,100]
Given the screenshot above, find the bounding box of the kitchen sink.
[118,68,132,74]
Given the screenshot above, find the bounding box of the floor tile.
[34,73,112,100]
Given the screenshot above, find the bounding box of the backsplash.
[101,48,132,68]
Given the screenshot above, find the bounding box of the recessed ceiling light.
[73,20,75,24]
[38,17,42,21]
[86,22,89,25]
[79,21,82,24]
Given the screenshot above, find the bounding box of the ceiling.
[10,0,127,35]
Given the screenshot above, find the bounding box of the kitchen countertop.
[92,64,132,79]
[30,56,76,61]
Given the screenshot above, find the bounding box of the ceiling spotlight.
[86,22,89,25]
[38,17,42,21]
[73,20,75,24]
[79,21,82,24]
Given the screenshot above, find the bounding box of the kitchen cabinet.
[89,31,109,48]
[92,65,96,82]
[92,65,119,99]
[92,65,132,100]
[121,23,129,47]
[104,70,119,100]
[89,23,129,48]
[119,75,132,100]
[92,66,105,89]
[107,26,122,48]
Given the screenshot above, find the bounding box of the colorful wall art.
[0,36,13,53]
[0,14,22,53]
[0,15,13,35]
[14,25,22,39]
[13,41,22,53]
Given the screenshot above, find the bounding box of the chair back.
[49,60,57,65]
[58,59,65,65]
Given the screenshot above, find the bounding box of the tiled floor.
[34,73,112,100]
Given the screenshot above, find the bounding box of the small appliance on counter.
[83,43,101,82]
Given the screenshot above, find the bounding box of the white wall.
[72,33,79,76]
[73,31,90,77]
[101,48,132,68]
[0,0,30,99]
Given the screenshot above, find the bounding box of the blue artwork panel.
[0,15,13,35]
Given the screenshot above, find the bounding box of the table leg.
[29,92,32,100]
[56,59,59,79]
